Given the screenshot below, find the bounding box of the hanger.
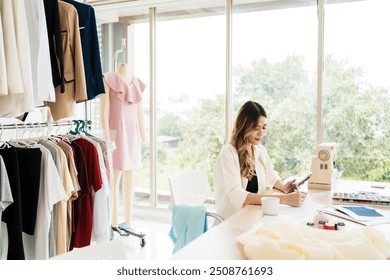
[27,123,40,146]
[48,122,73,144]
[77,120,85,134]
[67,121,75,134]
[28,122,35,138]
[39,122,46,138]
[55,121,63,135]
[36,122,50,143]
[79,120,94,137]
[0,124,10,149]
[69,120,81,135]
[61,120,81,142]
[8,123,38,148]
[34,122,42,138]
[8,124,25,147]
[21,123,28,139]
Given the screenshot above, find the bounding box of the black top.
[0,146,42,260]
[0,147,24,260]
[16,147,42,236]
[246,173,258,193]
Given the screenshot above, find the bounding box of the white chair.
[168,169,223,224]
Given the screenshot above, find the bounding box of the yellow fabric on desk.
[237,222,390,260]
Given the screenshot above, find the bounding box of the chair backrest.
[168,169,212,206]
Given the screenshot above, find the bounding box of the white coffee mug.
[261,197,280,216]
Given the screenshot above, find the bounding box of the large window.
[155,2,226,203]
[324,0,390,182]
[232,3,317,179]
[107,2,227,206]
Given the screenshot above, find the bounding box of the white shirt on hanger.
[24,0,55,106]
[22,145,67,260]
[82,136,111,244]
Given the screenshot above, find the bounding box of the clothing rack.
[0,120,92,141]
[0,118,111,259]
[0,120,92,130]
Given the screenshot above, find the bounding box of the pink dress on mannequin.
[102,73,146,170]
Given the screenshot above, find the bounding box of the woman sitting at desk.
[213,101,307,220]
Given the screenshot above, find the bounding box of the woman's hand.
[282,179,298,194]
[280,190,307,207]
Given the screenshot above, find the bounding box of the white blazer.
[213,143,280,220]
[25,0,55,106]
[13,0,35,114]
[0,0,24,96]
[0,0,35,117]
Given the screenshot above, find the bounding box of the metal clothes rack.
[0,120,92,141]
[0,120,91,131]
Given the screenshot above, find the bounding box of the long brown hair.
[230,101,267,179]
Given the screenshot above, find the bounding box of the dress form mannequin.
[100,63,146,231]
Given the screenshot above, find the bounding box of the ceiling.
[87,0,356,24]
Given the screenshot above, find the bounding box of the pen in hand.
[289,181,299,193]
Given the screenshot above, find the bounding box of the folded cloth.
[169,204,208,254]
[237,222,390,260]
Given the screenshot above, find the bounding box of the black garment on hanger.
[16,147,42,235]
[43,0,65,93]
[246,173,258,194]
[0,147,24,260]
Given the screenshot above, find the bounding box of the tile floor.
[113,215,175,260]
[51,208,175,260]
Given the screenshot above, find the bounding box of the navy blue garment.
[64,0,105,100]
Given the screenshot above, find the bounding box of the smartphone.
[288,173,312,193]
[296,173,312,186]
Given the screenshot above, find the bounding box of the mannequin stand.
[117,223,146,247]
[111,226,129,237]
[110,170,146,247]
[111,223,146,247]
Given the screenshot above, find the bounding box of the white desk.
[170,180,390,260]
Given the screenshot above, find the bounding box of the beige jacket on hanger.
[46,1,87,121]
